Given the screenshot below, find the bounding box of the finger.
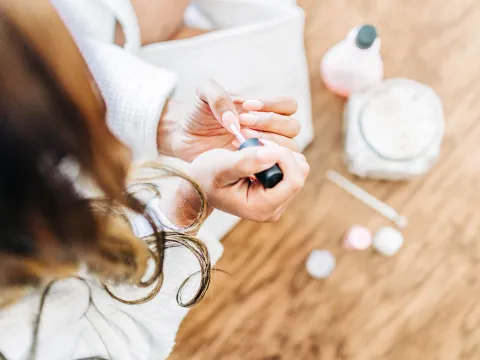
[231,139,241,148]
[197,80,239,130]
[285,151,309,176]
[259,139,309,176]
[231,139,305,161]
[241,128,299,152]
[263,146,307,202]
[242,97,298,115]
[260,141,308,182]
[298,158,310,179]
[232,95,246,103]
[215,146,282,183]
[239,112,301,138]
[232,138,306,162]
[293,151,307,164]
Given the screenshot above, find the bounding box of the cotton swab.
[326,170,408,229]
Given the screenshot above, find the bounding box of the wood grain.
[170,0,480,358]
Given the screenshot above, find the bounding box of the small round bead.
[373,226,404,256]
[343,225,372,250]
[306,250,336,279]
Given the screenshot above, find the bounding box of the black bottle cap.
[239,138,284,189]
[355,25,377,49]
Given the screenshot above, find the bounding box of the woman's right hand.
[184,142,309,223]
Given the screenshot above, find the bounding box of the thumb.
[215,146,279,184]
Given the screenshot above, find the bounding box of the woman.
[61,0,313,242]
[0,1,309,359]
[50,0,309,242]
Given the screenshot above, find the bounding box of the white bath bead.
[373,227,404,256]
[306,250,336,279]
[344,225,372,250]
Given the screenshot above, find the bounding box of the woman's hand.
[179,141,310,223]
[158,80,301,162]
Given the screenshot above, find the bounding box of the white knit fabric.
[0,1,313,358]
[0,201,223,360]
[79,40,177,159]
[51,0,177,159]
[0,2,222,360]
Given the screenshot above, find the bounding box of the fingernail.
[240,112,272,126]
[222,111,238,128]
[242,128,259,139]
[239,113,258,126]
[231,139,241,148]
[243,100,264,111]
[259,138,274,145]
[257,147,278,164]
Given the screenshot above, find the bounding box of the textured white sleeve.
[51,0,177,159]
[80,39,177,159]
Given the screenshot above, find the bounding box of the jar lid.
[358,79,443,161]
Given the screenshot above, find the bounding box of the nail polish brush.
[230,125,283,188]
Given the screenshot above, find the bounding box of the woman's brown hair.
[0,0,211,319]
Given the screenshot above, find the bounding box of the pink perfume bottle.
[321,25,383,97]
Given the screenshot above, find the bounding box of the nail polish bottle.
[230,125,283,189]
[239,138,283,188]
[321,24,384,97]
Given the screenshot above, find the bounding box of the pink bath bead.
[343,226,372,250]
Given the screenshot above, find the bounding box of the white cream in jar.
[344,78,444,180]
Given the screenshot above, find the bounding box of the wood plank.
[171,0,480,358]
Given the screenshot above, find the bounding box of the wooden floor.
[171,0,480,359]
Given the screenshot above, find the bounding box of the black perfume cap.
[239,138,283,189]
[355,25,377,49]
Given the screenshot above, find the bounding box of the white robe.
[0,1,310,359]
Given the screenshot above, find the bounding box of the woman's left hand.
[158,80,301,162]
